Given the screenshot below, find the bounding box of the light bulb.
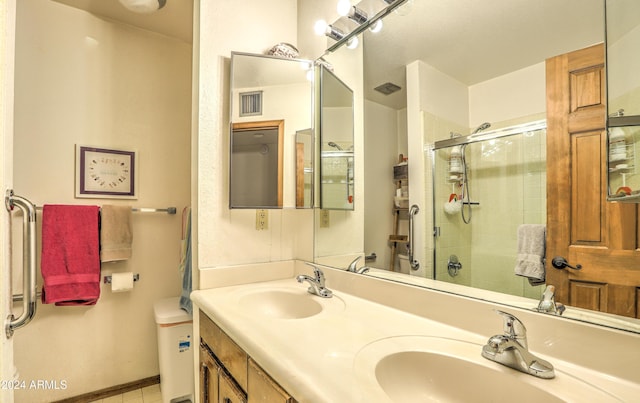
[119,0,166,14]
[369,20,383,33]
[346,36,359,49]
[314,20,329,36]
[337,0,352,17]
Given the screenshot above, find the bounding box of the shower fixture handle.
[551,256,582,271]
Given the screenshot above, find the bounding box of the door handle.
[551,256,582,270]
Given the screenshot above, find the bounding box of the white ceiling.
[51,0,193,43]
[362,0,606,110]
[49,0,609,111]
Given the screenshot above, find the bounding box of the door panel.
[546,43,640,319]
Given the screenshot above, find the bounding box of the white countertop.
[192,275,640,402]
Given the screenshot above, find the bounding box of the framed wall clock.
[75,145,138,199]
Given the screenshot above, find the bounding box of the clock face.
[77,146,136,198]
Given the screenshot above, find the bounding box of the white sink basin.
[354,336,621,402]
[238,288,345,319]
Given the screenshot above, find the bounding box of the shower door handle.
[408,204,420,271]
[5,190,38,338]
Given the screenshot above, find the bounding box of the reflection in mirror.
[313,0,640,333]
[231,120,283,208]
[229,52,313,208]
[606,0,640,118]
[433,121,547,301]
[606,0,640,201]
[296,128,314,208]
[319,65,355,210]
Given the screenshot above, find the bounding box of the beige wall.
[11,1,191,401]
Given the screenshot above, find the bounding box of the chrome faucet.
[535,285,565,315]
[346,256,370,274]
[296,263,333,298]
[481,310,555,379]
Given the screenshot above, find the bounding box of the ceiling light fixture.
[314,20,348,42]
[337,1,369,25]
[119,0,166,14]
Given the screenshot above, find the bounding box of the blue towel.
[179,208,192,314]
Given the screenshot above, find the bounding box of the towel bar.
[34,206,177,214]
[104,274,140,284]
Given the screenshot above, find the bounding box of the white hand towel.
[514,224,546,282]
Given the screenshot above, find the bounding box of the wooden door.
[546,43,640,318]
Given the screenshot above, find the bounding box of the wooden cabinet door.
[248,358,295,403]
[200,345,220,403]
[219,370,248,403]
[546,43,640,318]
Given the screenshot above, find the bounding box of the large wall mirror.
[315,0,640,334]
[318,65,355,210]
[229,52,314,208]
[606,0,640,201]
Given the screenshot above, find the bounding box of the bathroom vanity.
[193,261,640,402]
[199,311,295,402]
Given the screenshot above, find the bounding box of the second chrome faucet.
[481,310,555,379]
[296,263,333,298]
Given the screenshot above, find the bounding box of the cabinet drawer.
[200,311,248,391]
[248,358,296,403]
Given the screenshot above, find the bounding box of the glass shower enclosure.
[432,120,547,300]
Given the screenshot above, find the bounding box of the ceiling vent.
[239,91,263,117]
[374,82,402,95]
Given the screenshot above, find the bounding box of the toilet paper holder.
[103,273,140,284]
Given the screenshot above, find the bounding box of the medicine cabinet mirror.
[606,0,640,201]
[229,52,314,208]
[318,65,355,210]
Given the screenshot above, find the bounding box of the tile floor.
[88,384,162,403]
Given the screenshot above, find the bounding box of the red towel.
[41,205,101,306]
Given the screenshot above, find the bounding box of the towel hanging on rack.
[100,205,133,262]
[514,224,546,286]
[41,205,101,306]
[179,207,192,314]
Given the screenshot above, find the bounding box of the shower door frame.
[430,119,547,280]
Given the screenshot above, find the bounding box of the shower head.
[472,122,491,134]
[328,142,343,150]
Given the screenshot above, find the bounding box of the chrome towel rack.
[33,206,177,214]
[5,190,38,338]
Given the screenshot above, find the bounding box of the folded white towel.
[514,224,546,283]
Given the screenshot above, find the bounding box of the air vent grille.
[374,82,402,95]
[240,91,263,116]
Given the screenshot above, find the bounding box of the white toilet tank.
[398,254,410,274]
[153,297,194,403]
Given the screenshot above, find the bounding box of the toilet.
[153,297,194,403]
[398,254,410,274]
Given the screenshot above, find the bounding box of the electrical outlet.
[256,209,269,230]
[320,210,330,228]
